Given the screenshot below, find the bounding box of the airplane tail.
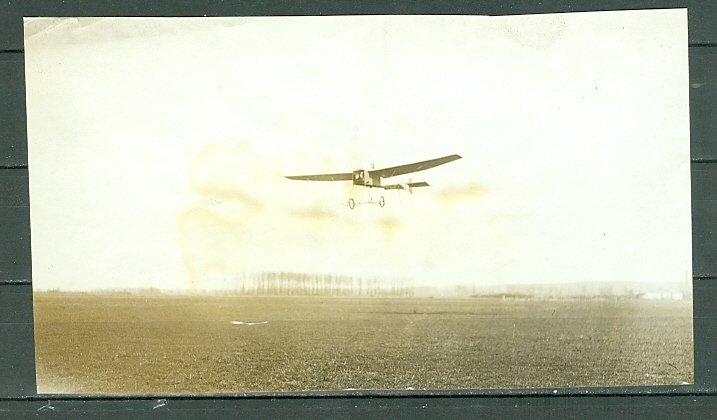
[382,181,430,193]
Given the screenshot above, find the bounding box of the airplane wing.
[285,172,352,181]
[369,154,461,179]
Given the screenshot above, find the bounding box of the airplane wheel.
[379,196,385,207]
[348,198,355,209]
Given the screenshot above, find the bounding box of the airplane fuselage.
[352,169,382,187]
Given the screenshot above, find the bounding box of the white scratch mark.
[231,320,268,326]
[37,401,55,412]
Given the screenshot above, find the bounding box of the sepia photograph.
[24,10,693,394]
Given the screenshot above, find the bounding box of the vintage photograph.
[24,11,693,394]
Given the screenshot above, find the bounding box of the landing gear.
[347,195,385,209]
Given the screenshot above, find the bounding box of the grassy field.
[33,293,693,394]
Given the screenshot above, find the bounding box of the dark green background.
[1,1,716,417]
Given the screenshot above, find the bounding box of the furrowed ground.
[33,293,693,394]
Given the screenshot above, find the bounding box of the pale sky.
[24,11,692,291]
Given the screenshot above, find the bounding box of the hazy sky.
[24,11,691,291]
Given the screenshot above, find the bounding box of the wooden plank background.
[0,1,715,417]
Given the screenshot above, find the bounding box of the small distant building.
[641,291,684,300]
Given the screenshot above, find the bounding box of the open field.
[33,293,693,394]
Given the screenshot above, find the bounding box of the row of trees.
[233,272,414,297]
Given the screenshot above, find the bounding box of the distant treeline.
[233,272,414,297]
[36,275,688,301]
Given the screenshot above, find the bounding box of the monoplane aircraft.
[285,154,461,209]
